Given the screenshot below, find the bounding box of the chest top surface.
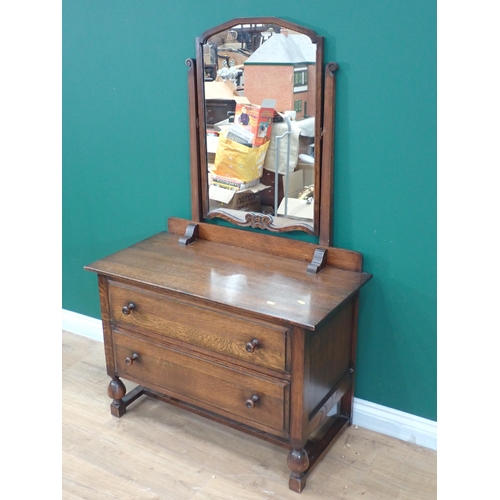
[86,230,371,330]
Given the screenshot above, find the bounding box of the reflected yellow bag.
[213,134,269,182]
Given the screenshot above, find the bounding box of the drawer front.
[108,281,288,372]
[113,330,289,436]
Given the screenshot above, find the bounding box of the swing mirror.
[188,17,335,237]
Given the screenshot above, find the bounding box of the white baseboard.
[62,309,437,450]
[352,398,436,450]
[62,309,103,342]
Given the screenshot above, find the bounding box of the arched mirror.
[187,17,337,242]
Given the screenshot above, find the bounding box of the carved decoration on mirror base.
[206,209,316,234]
[243,212,274,230]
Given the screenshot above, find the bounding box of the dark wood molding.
[186,58,203,222]
[340,292,360,423]
[319,62,338,247]
[194,38,210,218]
[313,36,325,236]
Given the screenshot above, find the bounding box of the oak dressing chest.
[85,18,372,493]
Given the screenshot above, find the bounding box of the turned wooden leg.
[287,448,309,493]
[107,376,127,417]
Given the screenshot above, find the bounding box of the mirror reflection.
[203,23,317,228]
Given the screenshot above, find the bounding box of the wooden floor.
[62,330,436,499]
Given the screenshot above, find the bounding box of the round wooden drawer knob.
[245,339,260,353]
[246,395,260,409]
[125,353,139,365]
[122,302,136,315]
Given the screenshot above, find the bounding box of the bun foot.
[287,448,309,492]
[108,377,127,417]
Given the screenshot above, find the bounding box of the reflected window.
[294,67,308,92]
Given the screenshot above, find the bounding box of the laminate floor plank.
[62,331,436,499]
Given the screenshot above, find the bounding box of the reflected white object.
[209,184,235,203]
[298,153,314,164]
[294,117,315,137]
[277,198,314,219]
[263,121,301,174]
[206,134,219,154]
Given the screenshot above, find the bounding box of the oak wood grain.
[113,330,289,437]
[85,230,371,330]
[107,280,289,372]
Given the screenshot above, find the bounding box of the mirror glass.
[200,21,321,234]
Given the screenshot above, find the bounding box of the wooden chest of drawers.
[85,218,371,492]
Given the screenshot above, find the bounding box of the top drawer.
[107,280,288,372]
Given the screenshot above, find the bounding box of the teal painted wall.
[63,1,436,420]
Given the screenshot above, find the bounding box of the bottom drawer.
[113,330,289,436]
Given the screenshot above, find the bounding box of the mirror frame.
[186,17,337,246]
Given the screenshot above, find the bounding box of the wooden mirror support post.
[85,19,371,494]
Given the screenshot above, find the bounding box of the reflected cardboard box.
[234,99,276,147]
[295,160,314,186]
[209,183,271,212]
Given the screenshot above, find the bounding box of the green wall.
[63,1,436,421]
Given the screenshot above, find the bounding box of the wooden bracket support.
[307,248,328,274]
[178,223,199,245]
